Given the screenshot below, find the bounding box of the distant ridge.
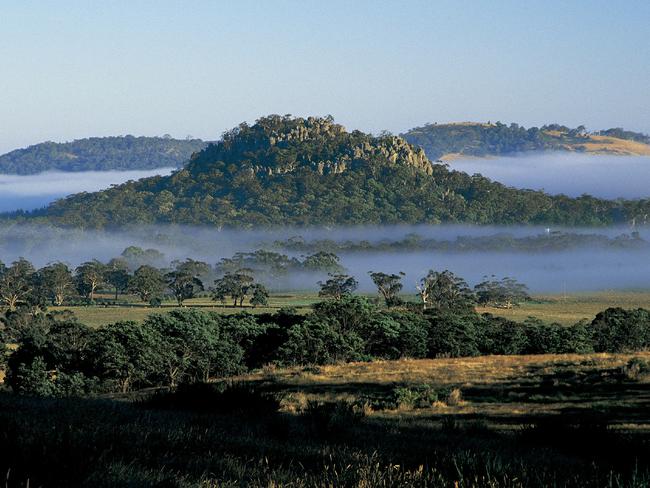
[402,122,650,161]
[0,136,209,175]
[13,115,650,229]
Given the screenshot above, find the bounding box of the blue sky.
[1,0,649,153]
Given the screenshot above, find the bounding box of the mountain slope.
[18,115,650,228]
[0,136,208,174]
[402,122,650,161]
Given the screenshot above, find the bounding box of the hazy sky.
[1,0,649,154]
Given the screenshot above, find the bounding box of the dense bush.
[589,308,650,352]
[6,295,650,396]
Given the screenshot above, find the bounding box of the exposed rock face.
[251,116,433,176]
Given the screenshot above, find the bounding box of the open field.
[52,290,650,327]
[51,292,321,327]
[2,353,650,486]
[245,352,650,427]
[479,290,650,325]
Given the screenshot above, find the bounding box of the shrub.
[445,388,463,406]
[589,308,650,352]
[391,384,439,409]
[622,357,650,381]
[426,311,481,357]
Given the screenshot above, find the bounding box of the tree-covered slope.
[402,122,650,161]
[0,136,208,174]
[19,115,650,228]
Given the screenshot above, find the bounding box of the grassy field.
[246,352,650,428]
[479,290,650,325]
[53,290,650,327]
[2,353,650,486]
[52,292,321,327]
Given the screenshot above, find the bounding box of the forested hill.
[0,136,208,174]
[402,122,650,161]
[16,115,650,228]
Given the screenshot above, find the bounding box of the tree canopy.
[12,115,650,228]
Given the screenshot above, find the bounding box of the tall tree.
[165,265,204,307]
[0,258,36,310]
[212,269,255,307]
[249,283,269,308]
[369,271,405,307]
[38,262,74,306]
[75,260,106,301]
[318,273,358,301]
[105,258,131,300]
[128,265,165,303]
[417,270,475,311]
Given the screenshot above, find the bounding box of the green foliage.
[213,269,255,307]
[426,311,481,357]
[0,258,37,310]
[318,273,358,300]
[392,384,439,408]
[165,264,204,307]
[36,262,73,306]
[128,265,165,302]
[475,276,531,308]
[279,315,365,365]
[622,357,650,381]
[369,271,404,306]
[595,128,650,144]
[402,121,590,160]
[74,260,106,301]
[418,269,475,312]
[0,135,207,174]
[89,321,163,392]
[20,115,650,228]
[589,307,650,352]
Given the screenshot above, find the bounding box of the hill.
[17,115,650,228]
[0,135,208,174]
[402,122,650,161]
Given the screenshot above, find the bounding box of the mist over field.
[0,168,175,212]
[449,153,650,199]
[1,223,649,294]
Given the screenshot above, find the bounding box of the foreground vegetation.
[1,353,649,487]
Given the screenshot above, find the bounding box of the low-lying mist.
[0,168,175,212]
[449,153,650,199]
[1,223,649,294]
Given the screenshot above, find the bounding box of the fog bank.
[0,168,175,212]
[0,224,649,294]
[449,153,650,199]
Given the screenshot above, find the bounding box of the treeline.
[0,248,531,311]
[401,122,591,160]
[0,136,208,175]
[4,293,650,397]
[14,115,650,228]
[276,230,648,254]
[0,248,345,309]
[3,258,650,399]
[401,122,650,161]
[595,128,650,144]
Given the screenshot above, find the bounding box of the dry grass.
[477,290,650,325]
[577,135,650,156]
[245,353,650,428]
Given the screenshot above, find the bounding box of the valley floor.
[51,290,650,327]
